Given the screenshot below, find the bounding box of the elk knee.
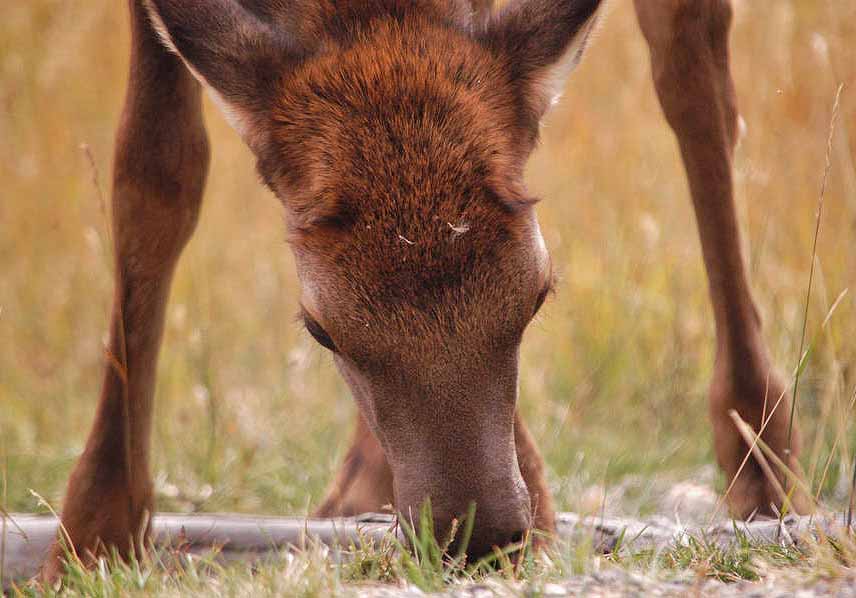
[636,0,733,39]
[112,101,210,271]
[642,0,734,86]
[636,0,739,146]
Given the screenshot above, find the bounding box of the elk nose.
[394,454,533,560]
[457,511,530,561]
[439,500,531,561]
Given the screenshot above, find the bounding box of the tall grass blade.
[786,82,845,455]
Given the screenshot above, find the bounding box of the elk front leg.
[314,415,395,517]
[514,412,556,537]
[41,1,209,582]
[634,0,810,517]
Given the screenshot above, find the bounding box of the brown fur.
[43,0,808,581]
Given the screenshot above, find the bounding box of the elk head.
[145,0,602,558]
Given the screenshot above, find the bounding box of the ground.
[2,0,856,594]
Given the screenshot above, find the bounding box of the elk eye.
[301,310,338,352]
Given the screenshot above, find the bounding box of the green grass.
[2,0,856,593]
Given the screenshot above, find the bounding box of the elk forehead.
[266,20,550,358]
[298,206,546,359]
[265,17,528,218]
[290,125,548,348]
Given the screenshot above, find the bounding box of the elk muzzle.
[372,389,533,560]
[394,456,533,560]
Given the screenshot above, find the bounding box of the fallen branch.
[2,510,853,586]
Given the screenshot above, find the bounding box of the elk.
[43,0,810,580]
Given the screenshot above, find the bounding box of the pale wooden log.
[2,511,852,587]
[555,512,853,552]
[0,512,397,586]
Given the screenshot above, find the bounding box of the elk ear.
[480,0,603,122]
[143,0,304,147]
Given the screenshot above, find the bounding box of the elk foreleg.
[42,0,210,581]
[314,415,395,518]
[634,0,810,518]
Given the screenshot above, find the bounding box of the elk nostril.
[509,530,525,545]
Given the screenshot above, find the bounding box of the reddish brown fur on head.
[145,0,602,556]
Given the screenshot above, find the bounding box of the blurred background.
[1,1,854,520]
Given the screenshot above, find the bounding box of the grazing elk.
[43,0,810,580]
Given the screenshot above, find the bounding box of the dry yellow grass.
[1,1,855,522]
